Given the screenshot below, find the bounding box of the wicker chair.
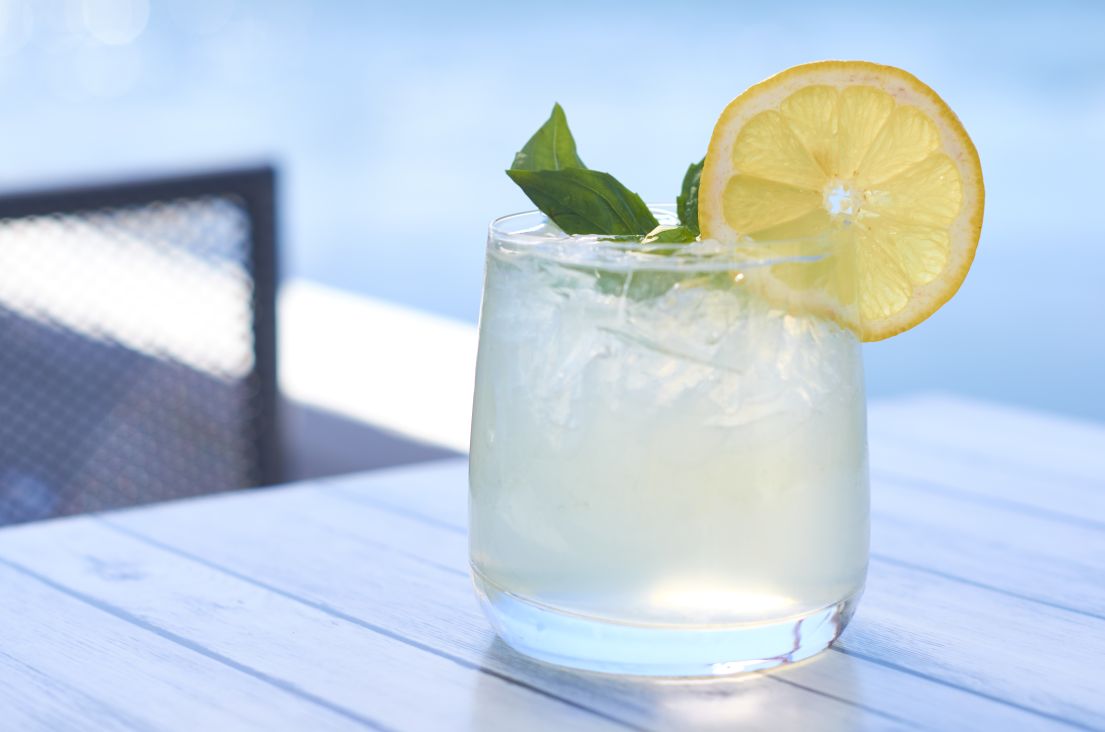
[0,167,280,525]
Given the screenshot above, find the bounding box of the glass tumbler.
[469,207,869,676]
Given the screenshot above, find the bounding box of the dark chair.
[0,166,280,525]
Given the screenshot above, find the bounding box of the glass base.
[474,572,861,677]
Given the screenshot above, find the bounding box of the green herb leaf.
[507,105,657,236]
[642,224,697,245]
[676,158,704,235]
[510,103,586,172]
[506,168,659,236]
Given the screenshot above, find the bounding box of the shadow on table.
[281,399,461,481]
[0,306,459,525]
[469,637,864,731]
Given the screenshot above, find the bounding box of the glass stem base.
[474,571,861,677]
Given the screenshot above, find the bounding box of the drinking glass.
[469,206,869,676]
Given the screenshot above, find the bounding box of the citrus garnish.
[698,61,984,341]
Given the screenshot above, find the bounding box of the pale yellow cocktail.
[469,59,982,675]
[469,213,868,674]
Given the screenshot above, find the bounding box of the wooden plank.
[97,486,915,732]
[840,561,1105,729]
[0,649,143,732]
[872,475,1105,618]
[869,437,1105,528]
[869,394,1105,484]
[106,471,1079,731]
[0,519,634,732]
[331,476,1105,731]
[318,459,472,531]
[333,462,1105,622]
[835,561,1105,729]
[0,559,367,732]
[323,464,1105,729]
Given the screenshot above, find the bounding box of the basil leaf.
[676,158,704,234]
[642,224,697,245]
[510,103,586,172]
[506,168,659,236]
[506,104,658,237]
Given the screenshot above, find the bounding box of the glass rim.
[489,205,847,273]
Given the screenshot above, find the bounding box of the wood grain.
[2,396,1100,732]
[326,460,1105,729]
[0,560,367,732]
[870,394,1105,485]
[869,438,1105,529]
[0,519,629,732]
[100,484,908,732]
[107,462,1090,730]
[871,476,1105,618]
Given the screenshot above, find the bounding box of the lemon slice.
[699,61,984,341]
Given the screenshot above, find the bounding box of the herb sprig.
[506,105,702,243]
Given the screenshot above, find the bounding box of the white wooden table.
[2,394,1103,731]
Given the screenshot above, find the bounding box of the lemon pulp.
[699,61,984,341]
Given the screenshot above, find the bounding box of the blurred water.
[0,0,1101,421]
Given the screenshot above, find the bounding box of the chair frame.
[0,165,282,486]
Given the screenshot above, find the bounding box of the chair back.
[0,167,280,524]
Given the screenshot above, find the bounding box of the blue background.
[1,0,1101,420]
